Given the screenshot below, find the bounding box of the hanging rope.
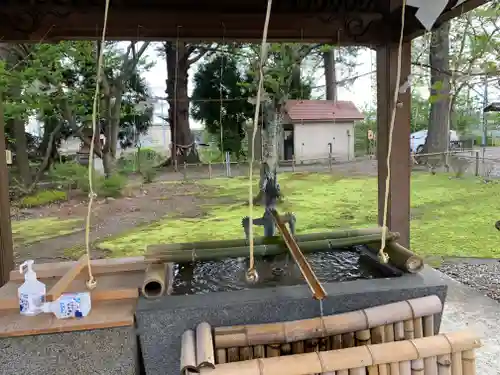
[379,0,407,263]
[172,26,181,170]
[246,0,273,283]
[84,0,112,290]
[220,23,226,157]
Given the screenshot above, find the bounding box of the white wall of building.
[293,121,355,163]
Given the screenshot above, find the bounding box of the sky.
[141,43,377,129]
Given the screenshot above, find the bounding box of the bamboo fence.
[198,330,481,375]
[212,295,442,364]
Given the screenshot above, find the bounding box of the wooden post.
[292,156,296,172]
[329,153,333,171]
[208,160,212,179]
[376,41,412,248]
[0,94,13,287]
[183,161,187,180]
[475,151,479,177]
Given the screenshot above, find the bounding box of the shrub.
[118,148,164,175]
[20,190,68,208]
[142,168,157,184]
[49,162,88,182]
[96,174,127,198]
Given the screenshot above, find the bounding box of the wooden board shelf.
[0,299,136,338]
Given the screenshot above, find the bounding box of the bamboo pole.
[437,354,452,375]
[461,350,475,375]
[147,227,397,255]
[413,318,423,339]
[196,322,215,369]
[141,263,167,299]
[227,347,239,363]
[425,357,439,375]
[204,332,481,375]
[423,315,435,337]
[411,359,424,375]
[383,242,424,273]
[292,341,304,354]
[214,296,443,348]
[394,322,405,341]
[400,361,411,375]
[403,320,414,340]
[240,346,253,361]
[355,330,371,346]
[216,349,227,364]
[148,233,399,263]
[253,345,265,359]
[451,353,463,375]
[180,330,197,375]
[342,332,355,348]
[331,335,342,350]
[384,324,395,343]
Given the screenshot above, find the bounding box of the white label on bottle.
[19,293,44,313]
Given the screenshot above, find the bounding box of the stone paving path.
[436,269,500,375]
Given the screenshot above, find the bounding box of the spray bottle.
[18,260,46,316]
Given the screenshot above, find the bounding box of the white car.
[410,130,459,153]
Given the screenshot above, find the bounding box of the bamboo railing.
[212,295,442,363]
[198,331,481,375]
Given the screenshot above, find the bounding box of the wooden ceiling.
[0,0,489,44]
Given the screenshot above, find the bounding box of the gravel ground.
[438,261,500,302]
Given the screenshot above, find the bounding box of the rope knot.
[86,277,97,290]
[88,192,97,199]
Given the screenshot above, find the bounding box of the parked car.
[410,130,459,153]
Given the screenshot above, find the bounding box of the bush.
[20,190,68,208]
[49,162,88,182]
[96,174,127,198]
[117,148,164,175]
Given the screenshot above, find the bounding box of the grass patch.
[12,218,83,246]
[97,172,500,259]
[19,190,67,208]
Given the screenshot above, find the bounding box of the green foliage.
[20,190,67,208]
[98,174,127,198]
[191,54,253,154]
[117,148,163,174]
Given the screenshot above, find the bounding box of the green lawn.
[97,172,500,259]
[12,218,83,246]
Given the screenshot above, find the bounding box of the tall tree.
[243,43,314,201]
[191,53,253,156]
[426,22,451,155]
[160,42,216,166]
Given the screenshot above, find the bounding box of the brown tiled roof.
[284,100,364,123]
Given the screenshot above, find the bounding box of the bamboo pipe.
[196,322,215,369]
[269,209,327,300]
[148,227,391,254]
[146,233,400,263]
[423,315,435,337]
[214,295,442,348]
[425,356,439,375]
[204,332,481,375]
[141,263,167,299]
[180,330,197,375]
[368,241,423,273]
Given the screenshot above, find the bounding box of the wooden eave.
[0,0,490,43]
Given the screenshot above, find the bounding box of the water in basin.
[172,246,387,295]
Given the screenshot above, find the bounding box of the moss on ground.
[12,218,83,246]
[97,171,500,259]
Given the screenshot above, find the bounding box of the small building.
[283,100,364,163]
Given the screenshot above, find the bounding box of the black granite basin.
[172,246,400,295]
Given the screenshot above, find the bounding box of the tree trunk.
[426,22,451,156]
[254,103,282,204]
[12,119,32,187]
[324,49,337,101]
[165,42,199,167]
